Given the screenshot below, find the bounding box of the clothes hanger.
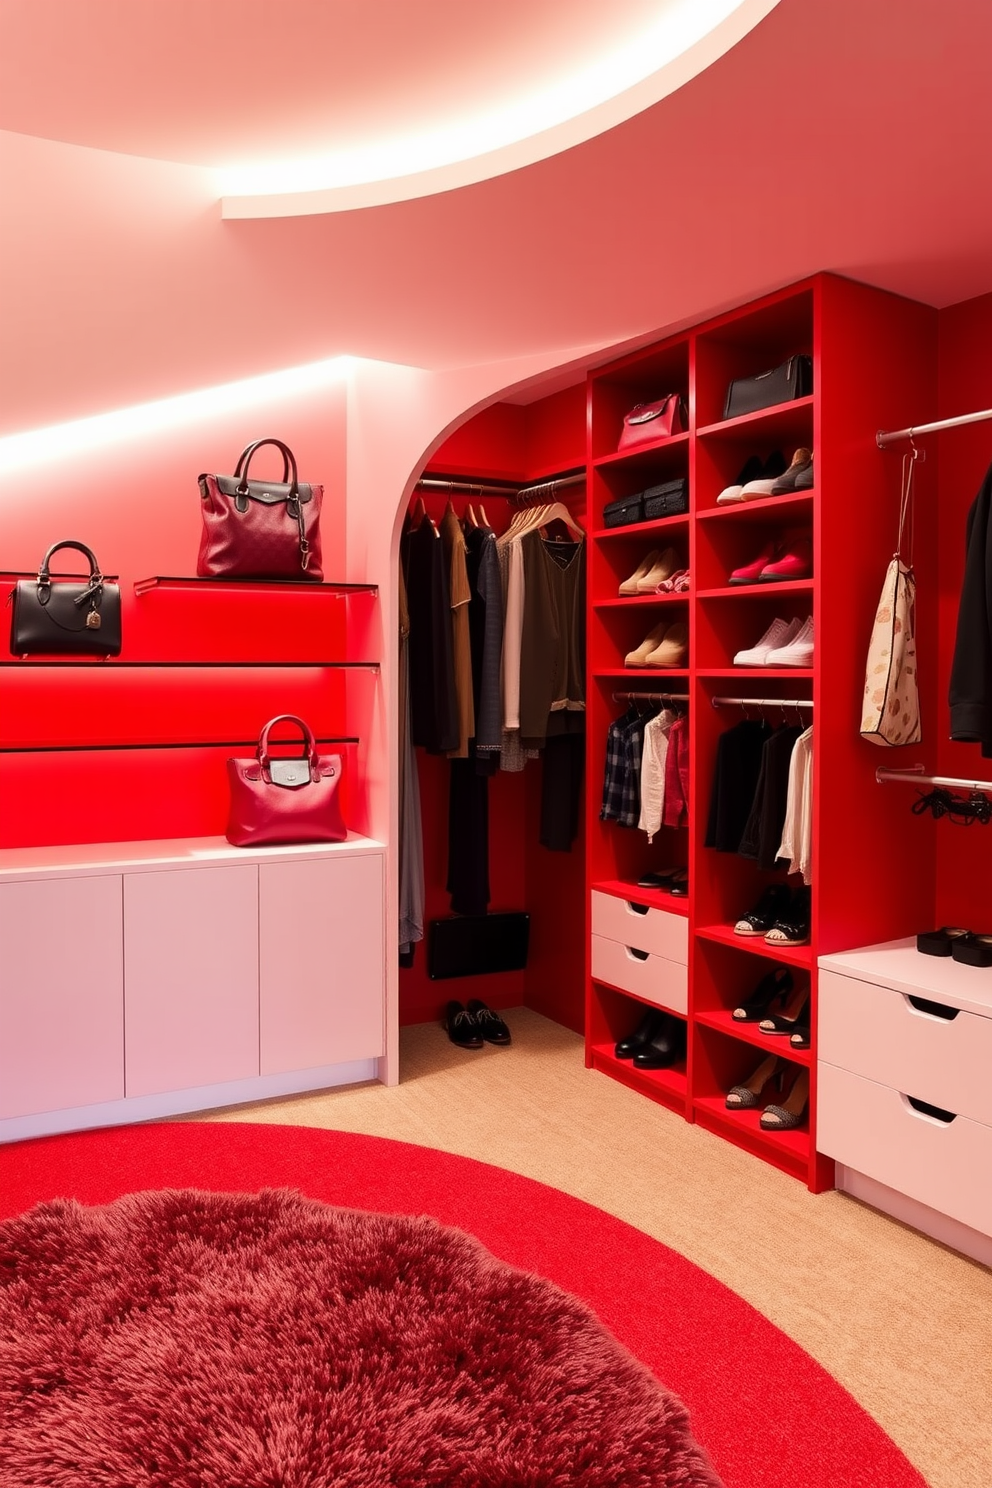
[477,503,490,529]
[465,503,479,529]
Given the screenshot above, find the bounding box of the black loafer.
[632,1013,686,1070]
[615,1006,667,1059]
[467,1000,512,1044]
[951,933,992,968]
[917,926,969,957]
[445,1001,483,1048]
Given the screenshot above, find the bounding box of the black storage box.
[428,913,530,979]
[642,478,688,519]
[602,492,645,528]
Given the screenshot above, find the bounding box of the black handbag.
[602,492,645,528]
[642,478,688,519]
[723,355,813,421]
[10,541,122,657]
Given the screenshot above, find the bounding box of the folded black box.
[602,492,645,528]
[643,478,688,519]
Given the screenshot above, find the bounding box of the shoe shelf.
[695,923,813,967]
[594,668,690,680]
[588,1042,688,1113]
[695,492,814,524]
[593,430,690,472]
[696,581,814,600]
[592,878,690,915]
[593,514,690,543]
[696,667,814,681]
[695,396,814,444]
[692,1094,810,1172]
[693,1008,812,1067]
[593,593,689,610]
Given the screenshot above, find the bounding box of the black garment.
[949,460,992,754]
[540,726,585,851]
[738,725,802,869]
[519,532,586,750]
[464,525,503,755]
[404,521,458,754]
[447,757,490,916]
[705,719,772,852]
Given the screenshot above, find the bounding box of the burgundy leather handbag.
[226,715,346,848]
[198,438,324,580]
[617,394,686,451]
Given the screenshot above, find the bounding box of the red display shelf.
[589,1043,687,1112]
[696,396,814,442]
[694,1008,812,1066]
[692,1094,810,1166]
[592,878,689,915]
[697,580,814,600]
[594,668,689,681]
[593,431,690,470]
[697,667,813,681]
[696,492,814,522]
[695,923,813,968]
[593,593,689,610]
[593,514,689,542]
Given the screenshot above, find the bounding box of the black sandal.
[759,988,811,1035]
[764,886,811,947]
[917,926,969,957]
[951,933,992,968]
[732,965,793,1022]
[733,883,792,937]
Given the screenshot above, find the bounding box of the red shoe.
[758,536,812,583]
[728,541,777,586]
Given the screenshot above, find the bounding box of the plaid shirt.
[600,708,647,827]
[618,713,648,827]
[601,708,635,821]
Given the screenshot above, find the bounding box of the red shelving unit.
[584,273,938,1192]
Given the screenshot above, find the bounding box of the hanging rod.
[711,695,813,710]
[417,471,585,501]
[612,690,689,703]
[876,764,992,794]
[876,406,992,449]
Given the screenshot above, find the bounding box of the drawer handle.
[625,901,650,916]
[905,995,959,1021]
[902,1094,957,1125]
[626,946,650,961]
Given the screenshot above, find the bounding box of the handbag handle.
[37,540,105,610]
[895,448,917,564]
[257,714,319,781]
[235,439,299,497]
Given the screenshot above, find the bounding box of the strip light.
[0,357,353,473]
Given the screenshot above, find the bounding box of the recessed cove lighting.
[220,0,779,214]
[0,358,353,472]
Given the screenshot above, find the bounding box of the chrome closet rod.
[876,764,992,794]
[417,471,585,500]
[876,406,992,448]
[711,695,813,710]
[612,690,689,703]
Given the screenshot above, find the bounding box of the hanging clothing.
[398,569,424,957]
[661,715,690,829]
[638,708,677,842]
[602,706,639,822]
[404,519,458,754]
[519,531,586,750]
[495,535,537,772]
[541,731,585,851]
[777,727,814,883]
[447,757,490,915]
[949,460,992,753]
[738,725,802,869]
[704,719,772,852]
[440,505,474,758]
[465,523,503,755]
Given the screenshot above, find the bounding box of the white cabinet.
[259,855,384,1075]
[590,889,688,1015]
[0,875,124,1118]
[124,865,259,1097]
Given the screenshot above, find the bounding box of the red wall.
[935,292,992,926]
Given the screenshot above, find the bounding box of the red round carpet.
[0,1187,720,1488]
[0,1123,925,1488]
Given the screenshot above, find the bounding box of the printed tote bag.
[861,451,921,746]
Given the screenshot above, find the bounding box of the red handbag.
[198,438,324,580]
[226,715,346,848]
[617,394,686,451]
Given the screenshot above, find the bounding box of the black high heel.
[760,1067,810,1130]
[725,1053,783,1110]
[759,987,810,1035]
[732,965,793,1022]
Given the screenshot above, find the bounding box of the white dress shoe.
[733,617,801,667]
[765,616,814,666]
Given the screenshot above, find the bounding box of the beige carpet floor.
[193,1009,991,1488]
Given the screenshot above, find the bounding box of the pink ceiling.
[1,0,991,435]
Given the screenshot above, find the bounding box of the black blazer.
[949,461,992,755]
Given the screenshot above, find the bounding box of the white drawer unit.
[591,933,688,1016]
[591,890,688,964]
[818,938,992,1259]
[817,1063,992,1239]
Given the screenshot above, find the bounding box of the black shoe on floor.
[445,1001,483,1048]
[467,1000,512,1045]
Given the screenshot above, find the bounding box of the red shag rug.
[0,1123,928,1488]
[0,1187,720,1488]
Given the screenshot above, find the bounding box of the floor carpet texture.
[0,1122,929,1488]
[0,1187,722,1488]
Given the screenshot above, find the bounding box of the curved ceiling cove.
[220,0,779,217]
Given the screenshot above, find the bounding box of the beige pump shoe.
[635,547,681,593]
[619,549,661,596]
[644,621,688,668]
[625,621,669,668]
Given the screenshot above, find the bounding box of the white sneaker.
[766,616,814,666]
[733,617,801,667]
[716,483,745,504]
